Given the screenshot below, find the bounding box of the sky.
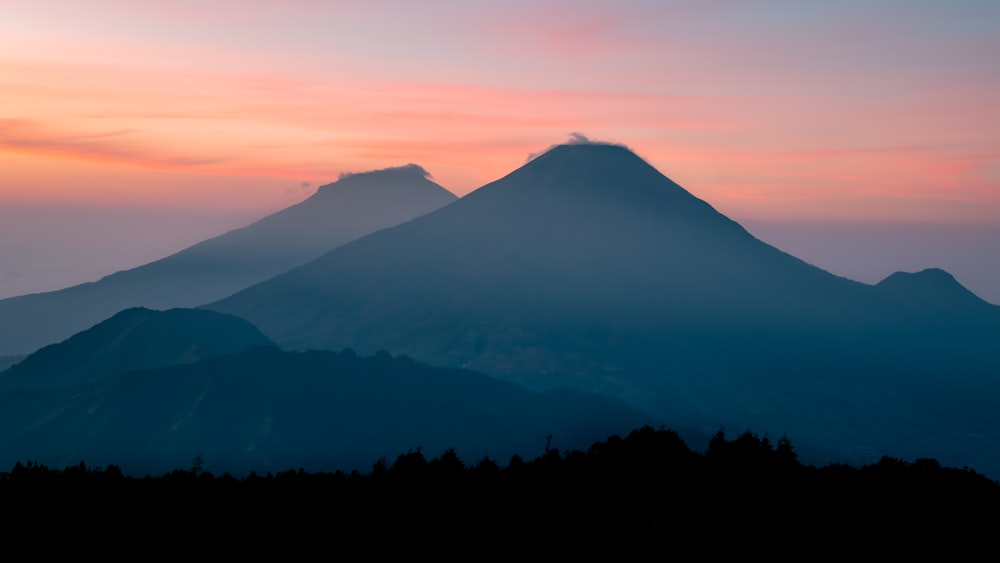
[1,0,998,302]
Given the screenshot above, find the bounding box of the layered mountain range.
[0,308,648,475]
[210,144,881,356]
[2,142,998,476]
[0,165,456,356]
[206,143,1000,472]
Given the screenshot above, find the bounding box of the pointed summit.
[470,142,734,227]
[207,142,862,361]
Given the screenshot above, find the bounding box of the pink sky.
[2,1,999,300]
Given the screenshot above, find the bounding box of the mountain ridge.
[0,307,275,391]
[0,166,457,356]
[208,143,878,354]
[205,142,1000,475]
[0,345,650,476]
[876,268,990,308]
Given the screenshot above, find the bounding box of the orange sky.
[1,1,998,300]
[3,1,998,221]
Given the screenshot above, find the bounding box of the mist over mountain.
[207,143,1000,474]
[0,165,456,356]
[0,346,649,476]
[211,144,874,351]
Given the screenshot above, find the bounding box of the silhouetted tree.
[775,435,797,465]
[190,454,204,476]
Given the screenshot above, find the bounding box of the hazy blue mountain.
[206,143,1000,474]
[206,143,905,377]
[0,307,275,391]
[876,268,996,312]
[0,346,650,476]
[0,165,456,356]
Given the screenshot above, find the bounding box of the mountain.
[206,142,1000,474]
[0,346,650,476]
[208,142,885,371]
[876,268,996,312]
[0,164,456,356]
[0,307,275,390]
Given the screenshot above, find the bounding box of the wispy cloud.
[2,1,998,219]
[525,132,631,162]
[338,163,431,180]
[0,118,228,171]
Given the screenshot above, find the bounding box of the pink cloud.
[3,6,998,223]
[0,118,230,170]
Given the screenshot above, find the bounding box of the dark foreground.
[3,426,997,558]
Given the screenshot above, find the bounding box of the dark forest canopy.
[3,426,997,556]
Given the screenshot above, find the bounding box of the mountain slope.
[0,165,456,356]
[0,307,275,390]
[876,268,994,311]
[206,142,1000,473]
[208,143,878,368]
[0,346,650,475]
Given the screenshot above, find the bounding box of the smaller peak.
[316,164,434,195]
[879,268,957,286]
[877,268,987,308]
[111,306,147,314]
[337,163,430,182]
[913,267,952,278]
[106,307,155,320]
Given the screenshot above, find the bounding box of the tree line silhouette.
[2,426,996,557]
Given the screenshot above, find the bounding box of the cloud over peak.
[338,163,431,181]
[526,132,630,162]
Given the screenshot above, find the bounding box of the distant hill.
[0,307,275,390]
[206,142,1000,474]
[0,164,456,356]
[876,267,996,312]
[0,346,650,476]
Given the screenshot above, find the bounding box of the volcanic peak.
[322,163,432,190]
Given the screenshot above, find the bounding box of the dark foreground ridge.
[0,344,649,475]
[4,426,997,556]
